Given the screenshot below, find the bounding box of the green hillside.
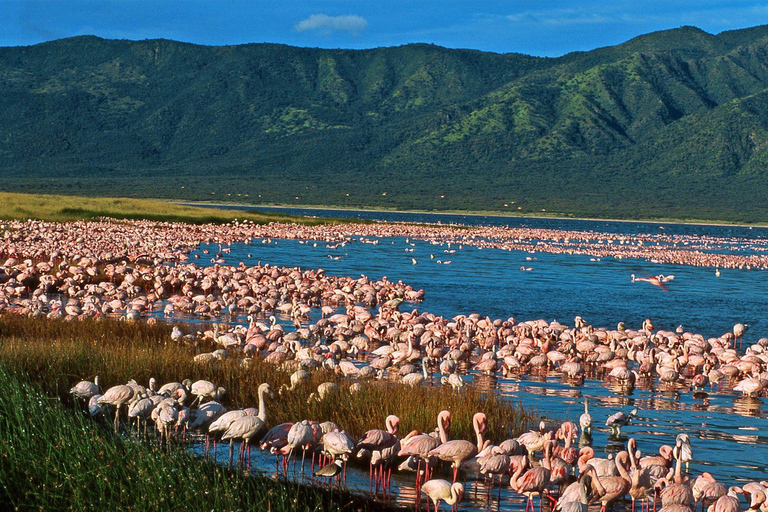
[2,27,768,221]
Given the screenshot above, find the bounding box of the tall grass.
[0,315,530,443]
[0,191,335,225]
[0,366,398,512]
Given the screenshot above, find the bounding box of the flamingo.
[399,410,451,492]
[606,408,637,438]
[693,473,727,512]
[221,383,272,466]
[511,455,552,512]
[655,441,694,511]
[594,451,632,512]
[676,434,693,472]
[580,399,593,435]
[357,414,400,491]
[285,420,316,472]
[633,275,669,291]
[427,412,486,483]
[733,323,748,346]
[421,479,464,512]
[97,384,135,432]
[190,379,225,405]
[627,439,656,512]
[558,466,604,510]
[558,473,593,512]
[479,447,512,494]
[707,487,742,512]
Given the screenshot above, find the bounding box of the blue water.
[209,236,767,339]
[184,208,768,511]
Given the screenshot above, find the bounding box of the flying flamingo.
[421,479,464,512]
[631,274,669,291]
[427,412,486,483]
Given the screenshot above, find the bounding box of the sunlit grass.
[0,315,530,443]
[0,191,336,225]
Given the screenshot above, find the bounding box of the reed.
[0,315,531,442]
[0,191,337,225]
[0,366,397,512]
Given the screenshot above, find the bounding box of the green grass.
[0,365,395,512]
[0,191,336,225]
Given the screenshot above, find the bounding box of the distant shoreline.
[170,200,768,229]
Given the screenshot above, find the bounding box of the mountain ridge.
[1,26,768,221]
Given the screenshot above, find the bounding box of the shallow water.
[182,211,768,510]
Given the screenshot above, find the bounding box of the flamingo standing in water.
[421,479,464,512]
[399,410,451,493]
[97,384,135,432]
[221,383,272,467]
[510,455,552,512]
[594,452,632,512]
[655,439,694,511]
[357,414,400,491]
[580,399,593,435]
[427,412,486,483]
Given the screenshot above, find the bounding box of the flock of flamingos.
[2,217,768,510]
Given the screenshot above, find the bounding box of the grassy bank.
[0,191,335,225]
[0,314,530,449]
[0,365,399,512]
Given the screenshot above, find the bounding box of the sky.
[2,1,768,57]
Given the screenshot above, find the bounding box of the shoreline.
[169,200,768,230]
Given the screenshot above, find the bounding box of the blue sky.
[3,1,768,56]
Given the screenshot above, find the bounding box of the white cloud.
[294,14,368,35]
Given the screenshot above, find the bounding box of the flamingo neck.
[510,459,527,490]
[257,386,268,422]
[474,417,484,453]
[590,467,606,494]
[673,450,683,484]
[615,452,631,482]
[449,485,460,505]
[437,414,449,444]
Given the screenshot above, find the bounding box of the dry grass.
[0,315,530,442]
[0,191,336,225]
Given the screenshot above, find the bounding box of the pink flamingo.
[511,455,552,512]
[594,451,632,512]
[708,487,742,512]
[398,410,451,494]
[357,414,400,492]
[427,412,486,483]
[97,384,135,432]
